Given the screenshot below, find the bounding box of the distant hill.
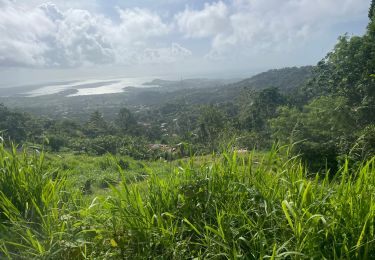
[143,67,313,92]
[231,66,314,92]
[143,78,240,90]
[0,66,315,119]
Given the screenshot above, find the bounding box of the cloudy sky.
[0,0,371,86]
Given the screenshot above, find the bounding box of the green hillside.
[1,1,375,259]
[230,66,313,92]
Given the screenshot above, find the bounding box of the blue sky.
[0,0,371,86]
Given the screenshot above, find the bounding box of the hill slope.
[230,66,314,92]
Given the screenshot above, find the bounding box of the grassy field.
[1,143,375,259]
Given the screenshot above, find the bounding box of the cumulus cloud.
[175,0,369,60]
[175,1,229,38]
[117,8,170,40]
[0,0,370,70]
[0,1,54,66]
[44,8,116,67]
[0,1,188,68]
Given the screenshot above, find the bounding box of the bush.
[47,134,65,152]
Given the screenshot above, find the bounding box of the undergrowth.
[1,142,375,259]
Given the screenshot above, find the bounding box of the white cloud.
[117,8,170,40]
[175,0,369,61]
[0,0,370,71]
[141,43,192,64]
[111,8,175,65]
[0,1,54,66]
[0,1,189,68]
[43,8,116,67]
[175,1,229,38]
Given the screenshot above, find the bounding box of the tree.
[116,107,137,134]
[270,106,301,145]
[370,0,375,20]
[85,111,108,138]
[197,105,226,150]
[176,111,197,140]
[0,104,29,143]
[239,87,285,131]
[273,1,375,169]
[271,96,356,171]
[47,135,65,152]
[304,6,375,126]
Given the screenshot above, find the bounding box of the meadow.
[1,142,375,259]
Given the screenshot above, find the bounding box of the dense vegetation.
[1,1,375,259]
[0,66,314,160]
[1,144,375,259]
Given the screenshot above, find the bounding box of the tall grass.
[1,142,375,259]
[0,144,103,259]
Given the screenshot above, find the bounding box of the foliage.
[116,107,138,134]
[239,87,285,132]
[370,0,375,20]
[197,105,227,149]
[350,124,375,162]
[0,144,82,259]
[3,2,375,259]
[270,3,375,169]
[271,96,356,171]
[232,66,313,92]
[2,144,375,258]
[0,3,375,174]
[46,134,66,152]
[0,104,31,143]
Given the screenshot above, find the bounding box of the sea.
[0,77,160,98]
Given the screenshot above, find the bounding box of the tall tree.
[369,0,375,20]
[239,87,285,131]
[304,1,375,126]
[198,105,226,149]
[275,0,375,169]
[117,107,137,134]
[85,111,108,137]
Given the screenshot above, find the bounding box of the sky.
[0,0,371,86]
